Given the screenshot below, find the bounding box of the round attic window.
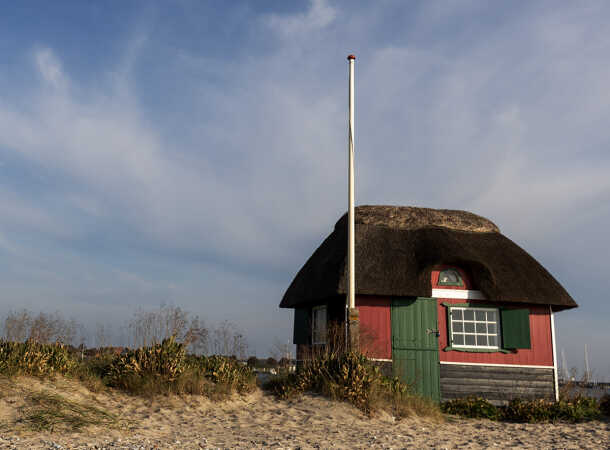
[438,269,463,286]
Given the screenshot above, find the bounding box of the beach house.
[279,205,577,404]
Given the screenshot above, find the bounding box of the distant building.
[280,206,577,404]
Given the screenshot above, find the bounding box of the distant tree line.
[1,305,249,359]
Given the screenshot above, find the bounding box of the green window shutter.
[501,308,531,349]
[293,308,311,345]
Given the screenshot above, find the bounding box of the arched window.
[438,268,464,287]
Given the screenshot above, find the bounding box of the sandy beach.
[0,376,608,449]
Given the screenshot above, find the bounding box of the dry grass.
[19,391,117,432]
[373,389,444,421]
[0,376,118,433]
[265,338,443,422]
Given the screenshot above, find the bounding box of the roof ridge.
[334,205,500,233]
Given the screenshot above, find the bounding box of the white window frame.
[449,306,501,350]
[311,305,327,345]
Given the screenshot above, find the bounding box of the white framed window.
[312,305,327,345]
[449,306,501,349]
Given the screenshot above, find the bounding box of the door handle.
[426,328,440,338]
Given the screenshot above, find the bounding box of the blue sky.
[0,0,609,377]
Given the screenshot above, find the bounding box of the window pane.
[476,323,486,333]
[453,334,464,345]
[453,322,463,332]
[464,310,474,321]
[488,323,497,334]
[476,335,488,346]
[312,307,327,343]
[464,322,475,333]
[465,334,476,346]
[452,309,463,320]
[439,269,462,285]
[488,335,497,347]
[487,311,497,322]
[475,311,486,321]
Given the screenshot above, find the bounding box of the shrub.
[502,397,601,423]
[550,396,600,422]
[0,340,76,377]
[441,397,500,420]
[264,351,441,419]
[246,356,258,368]
[443,395,601,423]
[600,394,610,417]
[502,398,552,422]
[186,354,255,394]
[105,336,186,391]
[104,337,255,397]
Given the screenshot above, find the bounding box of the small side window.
[438,269,464,287]
[449,306,500,349]
[312,305,327,345]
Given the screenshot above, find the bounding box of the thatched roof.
[280,205,577,311]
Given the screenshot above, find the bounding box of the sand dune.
[0,376,608,449]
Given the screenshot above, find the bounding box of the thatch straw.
[280,206,577,311]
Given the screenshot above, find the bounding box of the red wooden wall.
[437,298,553,366]
[356,296,392,360]
[431,267,553,366]
[351,266,554,366]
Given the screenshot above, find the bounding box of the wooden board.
[440,363,554,403]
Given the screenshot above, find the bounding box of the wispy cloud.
[34,48,66,89]
[0,0,609,373]
[265,0,337,36]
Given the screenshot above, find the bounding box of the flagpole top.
[347,54,356,60]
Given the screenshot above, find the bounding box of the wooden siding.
[438,299,554,366]
[356,296,392,360]
[440,363,555,404]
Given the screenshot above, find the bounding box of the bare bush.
[270,337,292,363]
[3,309,32,342]
[211,321,247,358]
[95,323,111,348]
[127,305,209,354]
[3,309,83,346]
[3,306,248,358]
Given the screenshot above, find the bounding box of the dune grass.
[19,391,118,432]
[264,350,443,421]
[0,337,256,401]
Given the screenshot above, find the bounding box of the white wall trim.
[550,306,559,401]
[368,358,392,362]
[432,288,486,300]
[440,361,554,369]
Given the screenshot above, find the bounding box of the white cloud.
[1,1,609,371]
[34,48,66,89]
[265,0,337,36]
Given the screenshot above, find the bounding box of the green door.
[391,297,440,402]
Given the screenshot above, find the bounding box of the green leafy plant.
[549,396,600,422]
[441,397,500,420]
[442,395,601,423]
[600,394,610,417]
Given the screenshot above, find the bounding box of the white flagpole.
[347,54,356,314]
